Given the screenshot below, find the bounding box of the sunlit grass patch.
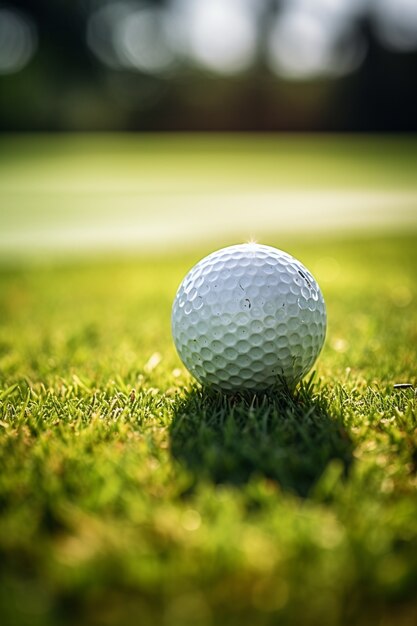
[0,232,416,626]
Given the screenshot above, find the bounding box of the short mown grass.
[0,233,416,626]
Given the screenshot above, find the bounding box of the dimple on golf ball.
[172,243,326,392]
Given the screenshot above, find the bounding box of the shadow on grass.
[170,377,354,497]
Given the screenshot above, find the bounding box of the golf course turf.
[0,136,416,625]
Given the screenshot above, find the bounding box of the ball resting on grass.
[172,243,326,393]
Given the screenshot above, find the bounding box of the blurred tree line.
[0,0,416,131]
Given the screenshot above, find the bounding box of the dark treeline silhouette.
[1,0,416,131]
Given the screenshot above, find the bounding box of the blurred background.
[1,0,417,132]
[1,1,417,259]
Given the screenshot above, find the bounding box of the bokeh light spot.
[181,509,201,531]
[373,0,417,52]
[267,8,366,80]
[87,2,176,74]
[115,7,176,74]
[176,0,257,75]
[87,2,130,69]
[0,7,37,75]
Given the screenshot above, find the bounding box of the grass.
[1,134,417,256]
[1,227,417,626]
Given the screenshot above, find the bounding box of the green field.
[0,136,417,626]
[1,134,417,256]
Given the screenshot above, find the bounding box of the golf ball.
[172,243,326,392]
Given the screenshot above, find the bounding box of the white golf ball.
[172,243,326,392]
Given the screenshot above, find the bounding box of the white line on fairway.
[1,189,416,256]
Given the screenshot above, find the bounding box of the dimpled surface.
[172,243,326,392]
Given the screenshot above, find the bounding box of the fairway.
[1,135,417,256]
[0,136,417,626]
